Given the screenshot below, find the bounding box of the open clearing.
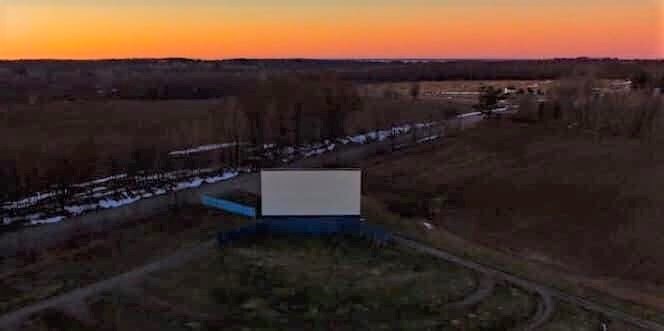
[365,80,552,105]
[17,237,546,330]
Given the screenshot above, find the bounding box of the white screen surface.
[260,170,361,216]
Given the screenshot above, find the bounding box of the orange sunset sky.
[0,0,662,59]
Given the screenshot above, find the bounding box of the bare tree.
[409,82,421,102]
[223,97,247,169]
[49,157,75,213]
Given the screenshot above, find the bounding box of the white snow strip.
[169,142,248,156]
[204,171,239,184]
[422,222,434,230]
[489,107,509,113]
[415,122,436,129]
[72,186,109,199]
[92,189,120,199]
[99,195,141,209]
[283,146,296,155]
[30,216,65,225]
[74,174,127,188]
[426,91,480,96]
[348,134,368,144]
[65,204,99,216]
[337,138,350,145]
[174,178,204,191]
[2,192,57,210]
[457,112,484,118]
[334,122,432,146]
[303,147,327,158]
[3,213,43,225]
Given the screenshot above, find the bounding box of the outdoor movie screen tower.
[260,169,361,219]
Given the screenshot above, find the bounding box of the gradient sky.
[0,0,662,59]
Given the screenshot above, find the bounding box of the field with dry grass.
[358,117,664,317]
[364,80,552,105]
[0,206,245,315]
[18,236,543,331]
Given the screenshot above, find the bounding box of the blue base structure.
[201,195,392,248]
[217,217,392,247]
[201,195,256,218]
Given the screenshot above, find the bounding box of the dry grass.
[0,206,245,314]
[74,237,539,330]
[360,119,664,315]
[364,80,553,105]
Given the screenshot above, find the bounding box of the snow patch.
[348,134,368,144]
[75,174,127,188]
[337,137,351,145]
[169,142,247,156]
[204,171,239,184]
[99,195,141,209]
[2,192,57,210]
[30,216,65,225]
[65,204,98,216]
[3,213,44,225]
[457,112,484,118]
[489,107,509,113]
[422,222,434,230]
[174,178,204,191]
[283,146,296,155]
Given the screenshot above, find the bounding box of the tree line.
[2,59,662,104]
[0,73,367,210]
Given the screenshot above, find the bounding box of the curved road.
[393,235,662,331]
[445,274,496,310]
[521,290,556,331]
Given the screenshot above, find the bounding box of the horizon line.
[1,56,663,62]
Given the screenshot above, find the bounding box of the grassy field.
[4,194,608,330]
[364,80,552,106]
[0,206,246,315]
[18,237,547,330]
[357,117,664,324]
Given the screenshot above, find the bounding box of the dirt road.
[393,235,662,331]
[0,240,217,330]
